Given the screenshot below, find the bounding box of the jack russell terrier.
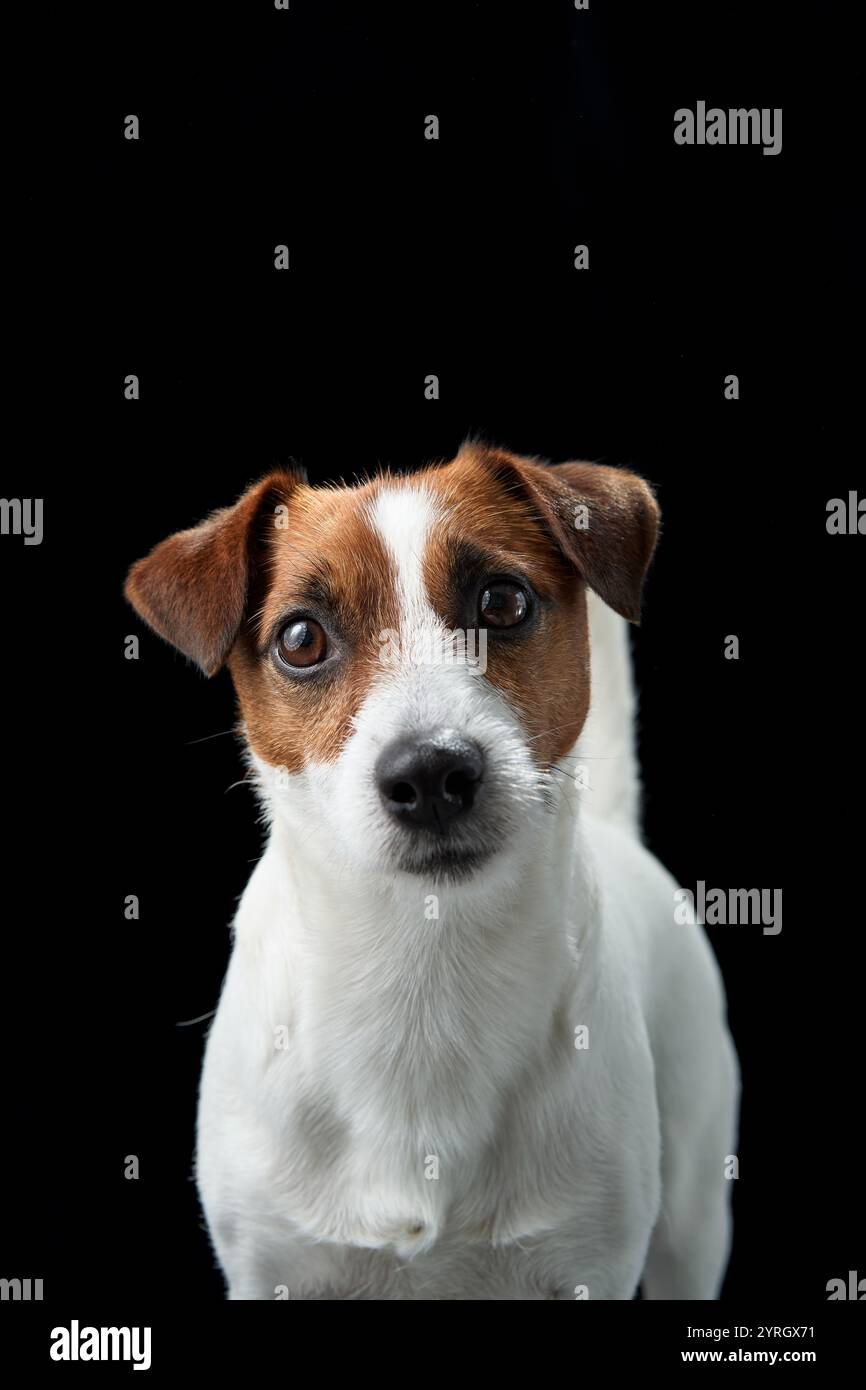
[125,441,739,1300]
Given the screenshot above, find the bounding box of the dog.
[125,441,739,1299]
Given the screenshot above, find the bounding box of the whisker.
[225,777,257,794]
[552,753,621,765]
[185,728,239,746]
[525,720,587,745]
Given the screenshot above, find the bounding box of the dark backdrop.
[4,0,862,1312]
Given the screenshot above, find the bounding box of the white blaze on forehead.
[369,486,442,631]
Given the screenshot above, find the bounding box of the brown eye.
[479,582,529,629]
[277,619,328,668]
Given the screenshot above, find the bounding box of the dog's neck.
[248,781,599,1155]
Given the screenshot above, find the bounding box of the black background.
[4,0,862,1313]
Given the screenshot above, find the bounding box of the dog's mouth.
[393,835,496,883]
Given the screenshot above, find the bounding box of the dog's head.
[125,443,658,885]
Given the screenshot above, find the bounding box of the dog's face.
[125,444,657,884]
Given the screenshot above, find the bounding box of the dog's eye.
[479,582,529,629]
[277,619,328,668]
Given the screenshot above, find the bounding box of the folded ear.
[476,448,660,623]
[124,471,301,675]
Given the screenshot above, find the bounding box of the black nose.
[375,732,485,832]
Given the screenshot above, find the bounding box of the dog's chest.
[257,1021,657,1277]
[252,1092,658,1300]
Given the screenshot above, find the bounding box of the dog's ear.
[124,471,301,675]
[475,447,660,624]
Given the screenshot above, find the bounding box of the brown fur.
[124,473,298,678]
[124,444,658,774]
[229,483,400,772]
[423,448,593,768]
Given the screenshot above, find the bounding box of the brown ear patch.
[124,471,300,675]
[465,444,660,624]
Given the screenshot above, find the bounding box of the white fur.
[196,487,739,1299]
[576,588,643,834]
[370,485,440,622]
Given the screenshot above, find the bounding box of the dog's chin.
[393,837,497,884]
[381,788,550,886]
[383,807,518,883]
